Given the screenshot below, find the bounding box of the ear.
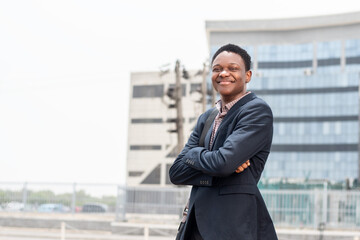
[245,70,252,83]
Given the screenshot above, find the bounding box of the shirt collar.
[215,91,251,113]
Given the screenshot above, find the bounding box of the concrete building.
[206,11,360,181]
[126,69,205,186]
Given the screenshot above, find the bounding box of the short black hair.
[211,44,251,71]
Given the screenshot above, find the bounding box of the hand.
[235,160,250,173]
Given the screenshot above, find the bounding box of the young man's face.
[211,51,252,104]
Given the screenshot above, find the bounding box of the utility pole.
[358,73,360,186]
[201,62,207,112]
[209,60,217,106]
[211,87,217,107]
[175,60,184,154]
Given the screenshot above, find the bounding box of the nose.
[219,69,229,77]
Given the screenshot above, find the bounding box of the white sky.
[1,0,360,186]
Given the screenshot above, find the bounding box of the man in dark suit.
[169,44,278,240]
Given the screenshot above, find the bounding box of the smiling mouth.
[217,80,235,85]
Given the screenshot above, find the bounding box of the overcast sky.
[1,0,360,186]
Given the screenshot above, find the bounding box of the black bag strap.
[199,108,218,147]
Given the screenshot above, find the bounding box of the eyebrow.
[212,63,241,67]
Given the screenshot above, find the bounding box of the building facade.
[206,12,360,181]
[127,70,205,186]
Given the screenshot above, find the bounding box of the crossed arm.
[169,102,272,185]
[169,143,249,187]
[169,112,217,186]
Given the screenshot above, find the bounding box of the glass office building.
[206,12,360,181]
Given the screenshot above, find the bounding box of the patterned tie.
[209,110,227,149]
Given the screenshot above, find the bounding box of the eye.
[212,68,221,72]
[229,67,240,72]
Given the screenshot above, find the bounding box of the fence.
[1,182,360,230]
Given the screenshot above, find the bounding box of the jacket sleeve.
[169,112,213,187]
[182,101,273,177]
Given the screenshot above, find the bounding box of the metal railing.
[1,182,360,230]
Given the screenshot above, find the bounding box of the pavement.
[1,212,360,240]
[0,226,173,240]
[2,226,360,240]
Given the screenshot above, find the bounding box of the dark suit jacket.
[169,93,278,240]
